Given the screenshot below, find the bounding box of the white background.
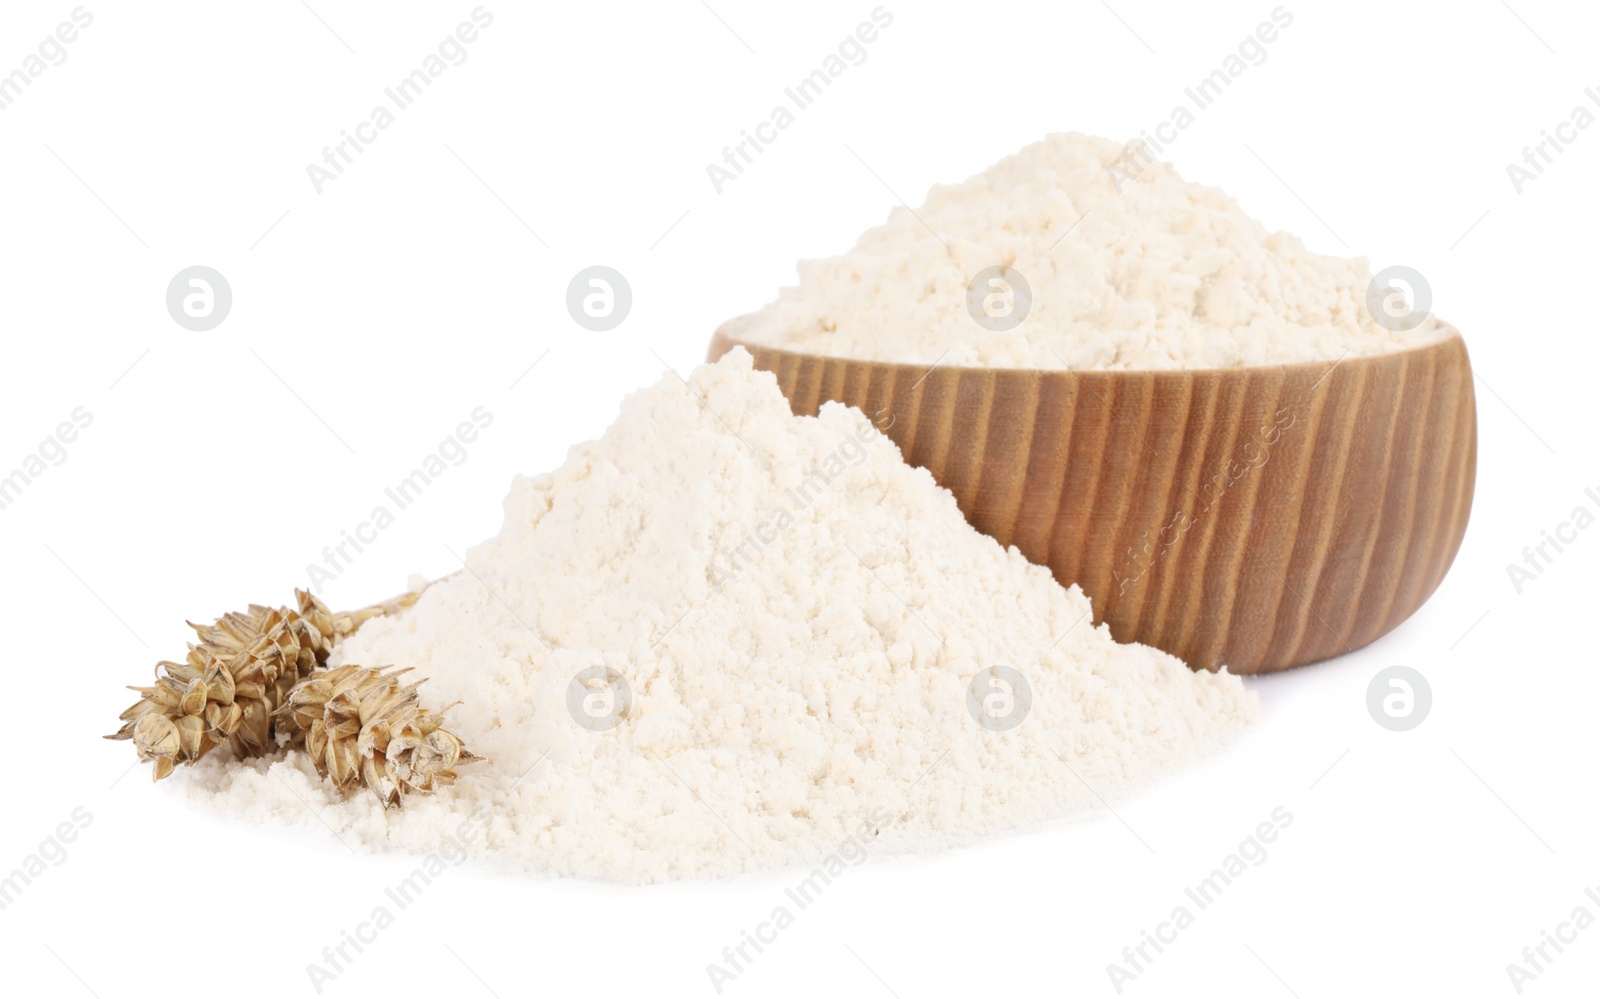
[2,1,1596,996]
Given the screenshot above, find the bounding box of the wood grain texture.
[709,328,1478,674]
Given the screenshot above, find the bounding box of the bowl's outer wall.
[709,331,1478,674]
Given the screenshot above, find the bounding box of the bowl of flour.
[710,133,1476,673]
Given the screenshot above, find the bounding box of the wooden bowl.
[709,326,1477,674]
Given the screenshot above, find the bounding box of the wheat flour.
[180,349,1260,882]
[728,132,1448,369]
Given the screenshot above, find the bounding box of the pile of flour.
[182,349,1259,881]
[729,132,1448,369]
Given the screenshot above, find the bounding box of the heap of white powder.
[183,350,1259,881]
[728,132,1448,369]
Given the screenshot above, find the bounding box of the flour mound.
[181,349,1259,881]
[729,132,1448,369]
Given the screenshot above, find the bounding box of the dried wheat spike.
[108,591,343,779]
[281,664,481,808]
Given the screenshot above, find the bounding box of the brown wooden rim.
[710,320,1471,383]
